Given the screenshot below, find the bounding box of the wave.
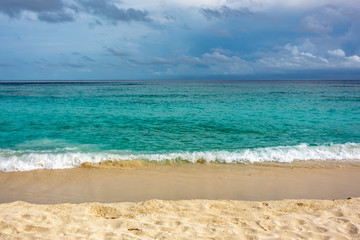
[1,143,360,172]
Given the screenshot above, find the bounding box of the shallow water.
[0,80,359,171]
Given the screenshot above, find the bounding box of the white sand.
[1,164,360,239]
[1,198,359,240]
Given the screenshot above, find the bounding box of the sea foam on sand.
[0,198,359,240]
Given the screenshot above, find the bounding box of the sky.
[0,0,360,80]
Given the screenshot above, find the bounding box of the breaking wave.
[1,143,360,172]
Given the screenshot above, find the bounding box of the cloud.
[89,19,103,28]
[347,55,360,63]
[82,55,95,62]
[326,49,360,66]
[0,62,15,67]
[72,53,95,62]
[201,51,253,74]
[256,41,360,73]
[211,28,232,38]
[148,57,172,65]
[210,47,232,55]
[120,56,173,67]
[77,0,151,23]
[37,11,74,23]
[328,50,360,65]
[1,0,359,80]
[130,50,253,75]
[105,47,128,57]
[62,62,86,68]
[299,5,348,35]
[203,51,237,63]
[257,43,329,70]
[0,0,151,24]
[177,55,203,65]
[201,6,254,20]
[0,0,76,24]
[328,49,345,57]
[300,15,332,34]
[0,0,64,17]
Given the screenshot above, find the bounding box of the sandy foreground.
[1,162,360,239]
[0,198,360,239]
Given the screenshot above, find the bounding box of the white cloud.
[141,50,253,75]
[200,51,253,74]
[203,51,236,63]
[282,43,327,62]
[256,41,360,72]
[346,55,360,63]
[284,44,299,55]
[257,43,319,70]
[123,0,227,9]
[196,0,360,12]
[327,49,360,65]
[120,40,360,77]
[328,49,346,57]
[177,55,202,65]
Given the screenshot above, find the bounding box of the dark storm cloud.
[37,11,74,23]
[0,0,64,17]
[0,0,150,24]
[201,6,254,20]
[77,0,151,23]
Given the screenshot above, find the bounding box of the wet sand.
[0,162,360,203]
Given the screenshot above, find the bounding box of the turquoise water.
[0,80,360,171]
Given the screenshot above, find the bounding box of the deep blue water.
[0,80,359,171]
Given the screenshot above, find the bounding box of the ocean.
[0,80,359,171]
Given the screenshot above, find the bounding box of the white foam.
[1,143,360,172]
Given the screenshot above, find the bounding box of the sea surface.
[0,80,359,171]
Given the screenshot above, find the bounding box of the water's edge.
[1,142,359,172]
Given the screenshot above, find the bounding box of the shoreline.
[1,163,360,204]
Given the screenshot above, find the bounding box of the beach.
[1,0,360,235]
[0,81,359,238]
[1,163,360,239]
[1,197,359,240]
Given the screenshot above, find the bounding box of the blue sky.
[0,0,360,80]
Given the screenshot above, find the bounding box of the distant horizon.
[1,79,360,84]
